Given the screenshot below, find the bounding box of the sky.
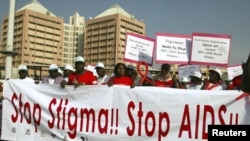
[0,0,249,66]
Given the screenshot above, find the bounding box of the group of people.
[10,53,250,92]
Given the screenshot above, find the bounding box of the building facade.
[0,0,63,79]
[63,12,85,66]
[84,4,145,68]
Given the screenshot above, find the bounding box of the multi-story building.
[63,12,85,66]
[84,4,145,68]
[0,0,63,79]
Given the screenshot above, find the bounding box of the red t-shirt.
[228,75,242,89]
[154,79,173,87]
[108,76,133,86]
[68,71,97,85]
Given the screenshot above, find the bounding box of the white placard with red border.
[178,64,201,81]
[123,33,155,66]
[155,33,191,64]
[190,32,231,67]
[227,64,243,80]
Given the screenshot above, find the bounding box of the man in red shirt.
[60,56,97,88]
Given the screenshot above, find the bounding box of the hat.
[95,62,105,69]
[180,77,189,83]
[75,56,84,63]
[49,64,58,70]
[126,65,135,70]
[209,68,222,78]
[18,64,28,71]
[64,64,74,71]
[85,65,95,72]
[58,68,63,75]
[190,71,202,79]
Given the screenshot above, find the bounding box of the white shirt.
[97,75,110,85]
[188,84,203,90]
[19,77,34,82]
[48,78,55,85]
[205,83,223,90]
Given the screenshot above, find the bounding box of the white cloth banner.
[1,80,250,141]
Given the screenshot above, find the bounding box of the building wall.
[0,9,64,79]
[84,14,145,67]
[63,12,85,66]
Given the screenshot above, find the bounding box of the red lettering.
[179,104,192,138]
[98,109,108,134]
[23,102,31,123]
[57,99,63,129]
[127,101,135,136]
[11,93,19,122]
[33,103,41,131]
[202,105,215,139]
[11,93,41,132]
[138,102,143,136]
[67,108,78,139]
[218,105,226,124]
[145,111,155,136]
[195,105,200,139]
[80,108,95,132]
[158,112,170,141]
[47,98,56,128]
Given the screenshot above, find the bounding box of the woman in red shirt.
[154,64,175,87]
[107,63,134,88]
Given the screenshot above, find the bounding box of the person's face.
[19,70,28,79]
[190,76,199,83]
[161,66,170,75]
[209,72,219,83]
[116,64,126,76]
[96,67,105,77]
[49,69,58,79]
[126,68,134,77]
[63,70,72,77]
[75,62,85,72]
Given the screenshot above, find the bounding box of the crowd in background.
[2,53,248,92]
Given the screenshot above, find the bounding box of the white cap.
[18,64,28,71]
[85,65,95,72]
[190,71,202,79]
[58,68,63,75]
[75,56,84,62]
[49,64,58,70]
[65,64,74,71]
[180,77,189,83]
[95,62,105,69]
[85,65,98,76]
[209,68,222,78]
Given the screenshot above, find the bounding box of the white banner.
[1,80,250,141]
